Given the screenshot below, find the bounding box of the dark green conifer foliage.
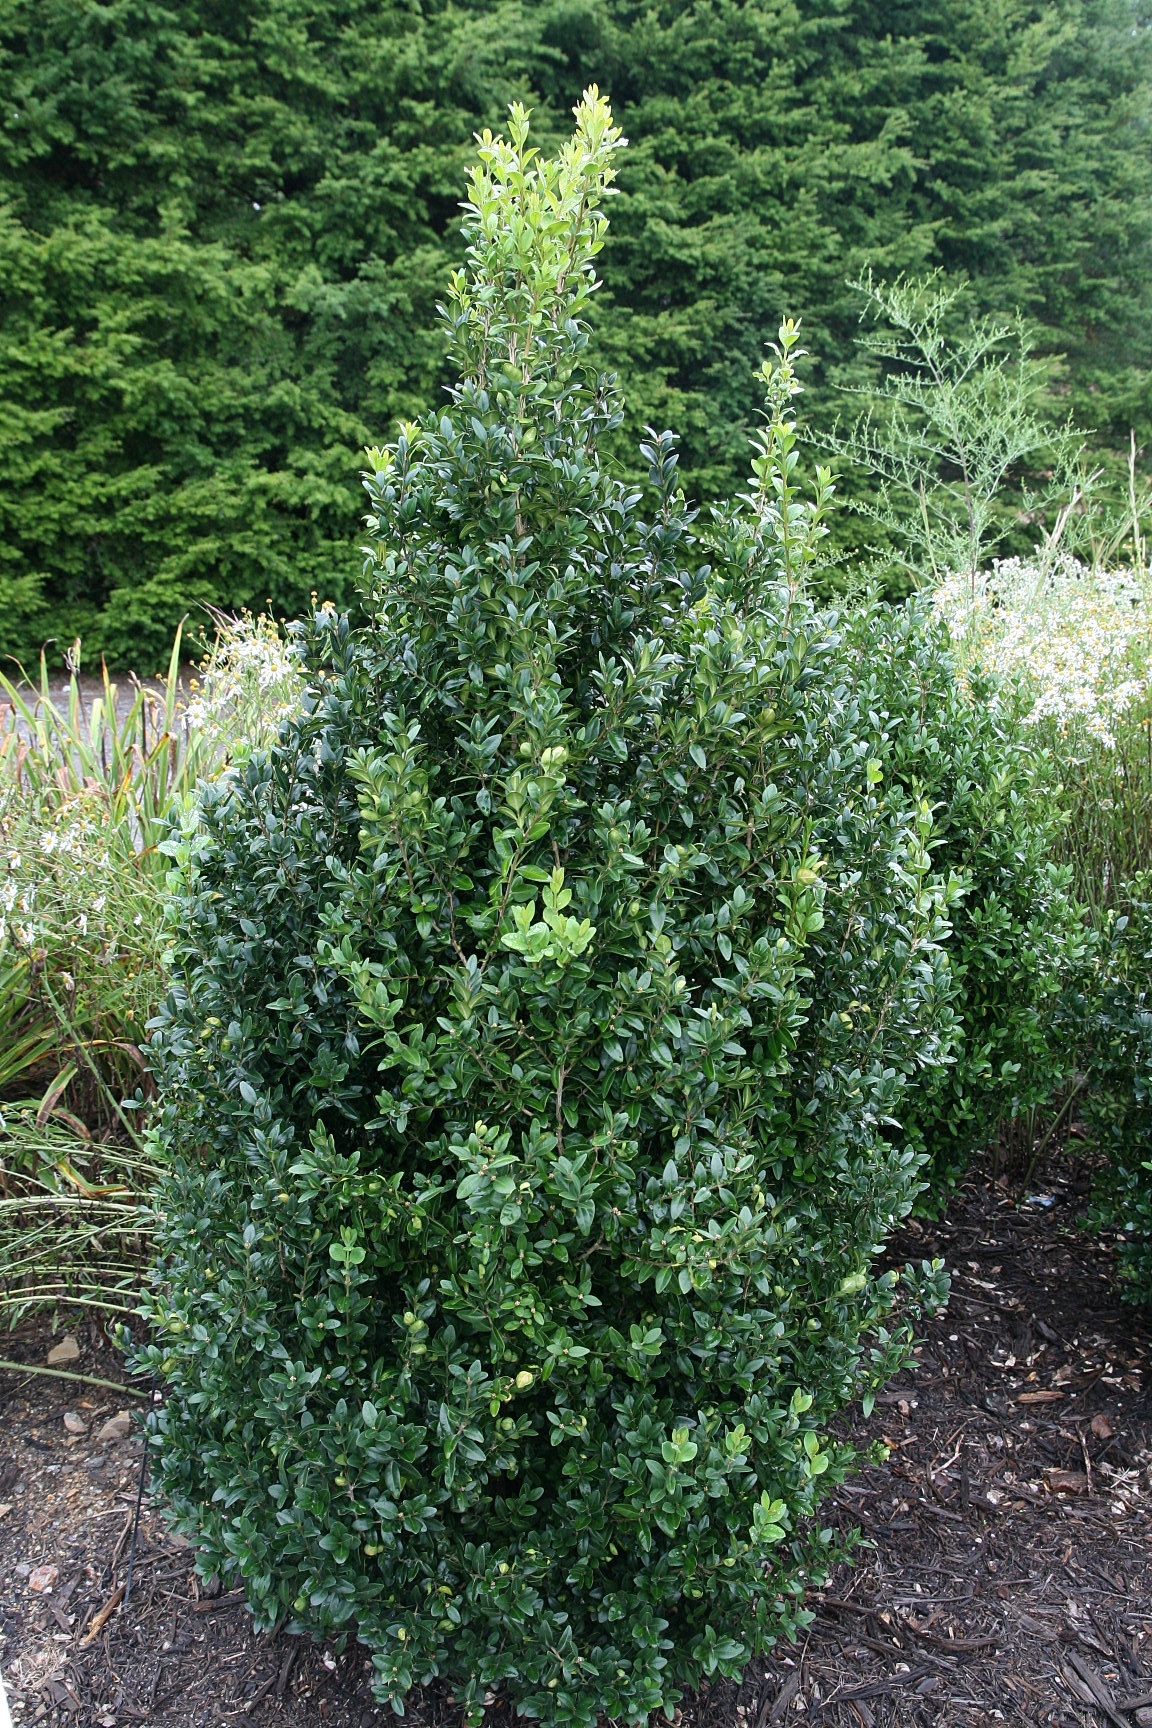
[585,0,1152,499]
[140,97,950,1725]
[0,0,1149,663]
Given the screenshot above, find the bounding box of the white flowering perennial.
[181,612,304,759]
[934,556,1152,750]
[0,791,127,959]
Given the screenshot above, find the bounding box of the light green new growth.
[451,90,623,391]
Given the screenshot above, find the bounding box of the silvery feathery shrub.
[138,93,950,1727]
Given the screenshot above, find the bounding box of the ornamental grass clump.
[140,94,949,1726]
[0,613,303,1324]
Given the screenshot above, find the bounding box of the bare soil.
[2,1154,1150,1728]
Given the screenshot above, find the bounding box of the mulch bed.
[2,1153,1150,1728]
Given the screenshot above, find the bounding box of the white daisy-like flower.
[934,556,1152,749]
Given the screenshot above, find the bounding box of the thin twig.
[1079,1425,1093,1496]
[80,1584,125,1646]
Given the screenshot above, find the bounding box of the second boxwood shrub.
[1080,882,1152,1303]
[840,599,1088,1196]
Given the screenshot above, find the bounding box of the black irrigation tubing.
[123,1380,158,1609]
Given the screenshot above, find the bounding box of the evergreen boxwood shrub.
[140,94,949,1725]
[840,601,1088,1195]
[1082,884,1152,1303]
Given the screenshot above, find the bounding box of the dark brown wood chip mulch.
[1,1151,1149,1728]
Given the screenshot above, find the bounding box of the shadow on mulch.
[1,1152,1150,1728]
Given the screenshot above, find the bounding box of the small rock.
[62,1411,88,1436]
[95,1411,132,1444]
[1135,1711,1152,1728]
[0,1503,11,1520]
[14,1562,29,1579]
[45,1336,79,1367]
[1091,1413,1115,1440]
[85,1454,108,1473]
[28,1563,60,1593]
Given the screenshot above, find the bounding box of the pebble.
[95,1412,132,1444]
[27,1564,59,1593]
[45,1336,79,1367]
[85,1454,108,1474]
[62,1411,88,1436]
[13,1563,29,1579]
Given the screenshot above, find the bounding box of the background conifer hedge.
[0,0,1148,664]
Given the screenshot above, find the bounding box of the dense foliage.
[1,0,1149,664]
[139,98,949,1724]
[842,600,1087,1193]
[1079,887,1152,1304]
